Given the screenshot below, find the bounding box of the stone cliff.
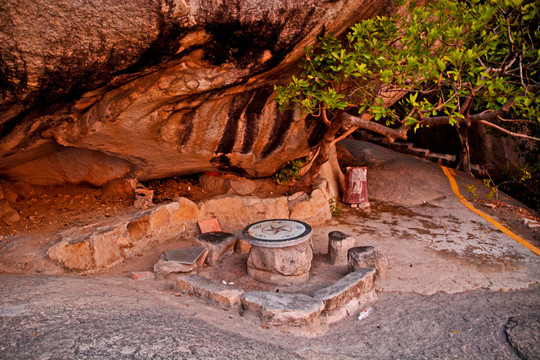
[0,0,396,186]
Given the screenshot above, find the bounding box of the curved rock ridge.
[0,0,396,186]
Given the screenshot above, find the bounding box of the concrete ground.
[1,140,539,359]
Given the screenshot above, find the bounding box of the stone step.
[426,153,456,165]
[354,129,458,168]
[408,147,430,157]
[174,267,377,333]
[175,274,244,310]
[313,268,376,324]
[241,292,325,334]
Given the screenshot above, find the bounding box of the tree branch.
[479,120,540,141]
[321,107,332,126]
[341,113,410,142]
[331,126,359,147]
[420,98,515,126]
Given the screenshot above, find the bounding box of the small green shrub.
[274,158,307,185]
[466,184,478,197]
[329,198,341,216]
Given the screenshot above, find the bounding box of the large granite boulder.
[0,0,397,186]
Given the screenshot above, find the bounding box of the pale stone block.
[169,197,199,223]
[127,215,151,241]
[348,246,389,280]
[175,274,243,309]
[228,177,255,195]
[241,291,324,333]
[193,231,235,266]
[90,226,127,268]
[289,187,331,226]
[247,241,312,285]
[149,206,170,230]
[47,239,95,271]
[313,268,376,312]
[328,231,356,265]
[153,248,208,276]
[199,195,289,231]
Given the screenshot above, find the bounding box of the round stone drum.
[243,219,313,285]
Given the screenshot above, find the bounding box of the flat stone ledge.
[314,268,376,323]
[175,274,244,310]
[241,291,324,333]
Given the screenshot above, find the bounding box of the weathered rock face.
[0,0,396,186]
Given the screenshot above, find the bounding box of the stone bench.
[328,231,356,265]
[348,246,388,279]
[193,231,236,266]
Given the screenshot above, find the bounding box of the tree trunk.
[456,123,472,174]
[291,118,343,193]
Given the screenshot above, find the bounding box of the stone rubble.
[134,185,154,209]
[153,248,208,277]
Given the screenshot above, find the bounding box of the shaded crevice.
[216,91,252,155]
[503,317,528,359]
[260,109,294,158]
[241,87,273,154]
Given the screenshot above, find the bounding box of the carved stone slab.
[242,219,312,248]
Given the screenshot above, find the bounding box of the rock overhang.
[0,0,398,186]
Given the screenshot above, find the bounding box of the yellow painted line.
[440,165,540,256]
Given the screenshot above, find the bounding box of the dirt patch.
[434,246,524,272]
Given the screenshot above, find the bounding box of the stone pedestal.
[193,231,236,266]
[348,246,388,279]
[247,241,313,285]
[328,231,356,265]
[243,219,313,285]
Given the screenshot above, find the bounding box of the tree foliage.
[275,0,539,190]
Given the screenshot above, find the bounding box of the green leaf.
[405,117,419,126]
